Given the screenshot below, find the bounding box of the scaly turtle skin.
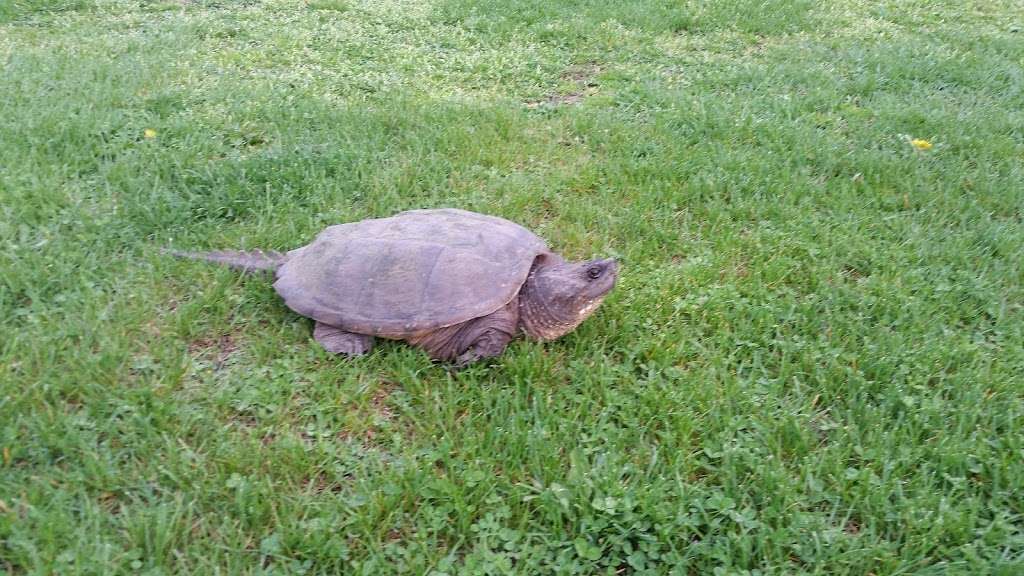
[171,208,619,366]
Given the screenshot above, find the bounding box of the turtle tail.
[165,249,286,272]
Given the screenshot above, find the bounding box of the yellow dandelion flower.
[144,128,157,139]
[910,138,932,151]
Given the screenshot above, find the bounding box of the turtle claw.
[453,329,512,368]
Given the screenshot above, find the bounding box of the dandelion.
[910,138,932,151]
[144,128,157,139]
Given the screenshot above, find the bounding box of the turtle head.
[518,254,619,341]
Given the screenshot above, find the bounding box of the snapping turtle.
[172,208,619,365]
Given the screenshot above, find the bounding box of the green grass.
[2,0,1023,573]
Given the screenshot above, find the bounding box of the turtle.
[170,208,619,366]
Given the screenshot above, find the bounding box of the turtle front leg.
[451,300,520,367]
[408,301,519,366]
[454,329,514,367]
[456,297,520,364]
[313,322,375,357]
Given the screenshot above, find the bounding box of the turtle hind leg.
[313,323,375,357]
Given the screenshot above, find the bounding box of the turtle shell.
[272,209,550,336]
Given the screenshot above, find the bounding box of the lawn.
[1,0,1023,573]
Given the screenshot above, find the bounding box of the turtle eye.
[586,265,603,280]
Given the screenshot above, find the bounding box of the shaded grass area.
[1,0,1023,573]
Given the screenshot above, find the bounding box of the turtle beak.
[602,258,619,277]
[602,258,619,288]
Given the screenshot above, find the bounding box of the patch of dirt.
[260,431,276,446]
[525,62,602,109]
[719,258,749,279]
[744,35,768,55]
[307,471,347,495]
[732,260,750,278]
[842,264,867,280]
[188,332,240,367]
[369,382,396,422]
[563,62,602,85]
[97,491,122,515]
[526,93,585,108]
[338,381,399,445]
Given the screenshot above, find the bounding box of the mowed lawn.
[2,0,1023,573]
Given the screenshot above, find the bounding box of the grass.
[1,0,1023,573]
